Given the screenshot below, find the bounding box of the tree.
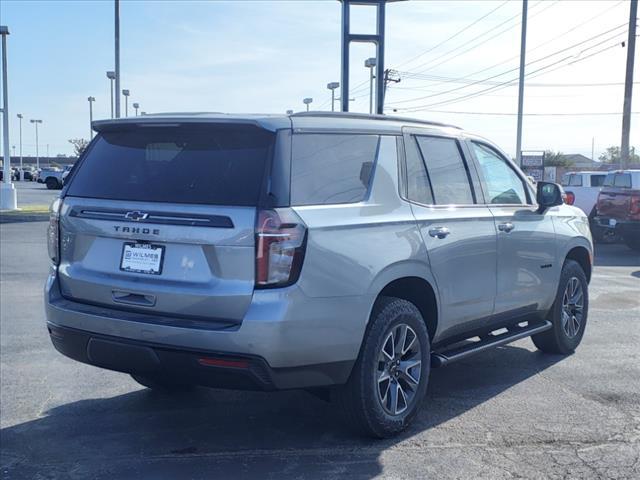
[544,150,573,167]
[599,146,640,164]
[68,138,89,157]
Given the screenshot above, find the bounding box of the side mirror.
[536,181,563,212]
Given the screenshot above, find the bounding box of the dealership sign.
[520,152,545,181]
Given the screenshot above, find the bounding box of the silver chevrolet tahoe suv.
[45,112,593,437]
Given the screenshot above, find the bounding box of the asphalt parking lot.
[1,221,638,480]
[9,181,61,207]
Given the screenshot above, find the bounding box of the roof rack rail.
[290,111,461,129]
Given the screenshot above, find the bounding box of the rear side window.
[604,173,632,188]
[590,175,605,187]
[416,136,475,205]
[67,124,274,206]
[291,134,379,206]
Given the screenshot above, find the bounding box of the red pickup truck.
[594,170,640,251]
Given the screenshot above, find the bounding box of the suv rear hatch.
[58,122,276,325]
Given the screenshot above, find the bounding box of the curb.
[0,213,50,224]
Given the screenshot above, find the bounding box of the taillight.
[565,191,575,205]
[255,208,307,288]
[47,198,61,266]
[630,195,640,218]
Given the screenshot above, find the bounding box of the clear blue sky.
[1,0,637,158]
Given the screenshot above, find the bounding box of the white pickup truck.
[561,171,607,217]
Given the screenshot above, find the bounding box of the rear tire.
[131,374,195,393]
[335,296,431,438]
[532,259,588,354]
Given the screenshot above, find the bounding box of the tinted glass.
[568,175,582,186]
[405,136,434,204]
[561,173,571,186]
[614,173,632,188]
[416,136,474,205]
[67,125,274,206]
[291,134,380,205]
[590,175,606,187]
[472,142,528,204]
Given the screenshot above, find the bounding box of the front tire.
[45,177,59,190]
[335,296,431,438]
[532,259,589,354]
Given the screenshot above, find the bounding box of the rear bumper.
[47,323,352,390]
[594,217,640,237]
[45,273,368,389]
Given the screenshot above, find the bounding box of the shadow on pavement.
[1,345,562,479]
[594,244,640,267]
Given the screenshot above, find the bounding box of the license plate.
[609,219,617,227]
[120,243,165,275]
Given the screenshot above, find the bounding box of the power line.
[410,1,557,74]
[395,39,626,112]
[393,1,511,70]
[387,24,628,106]
[459,0,626,81]
[397,110,640,116]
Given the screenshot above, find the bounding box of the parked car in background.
[21,167,37,181]
[39,166,73,190]
[594,169,640,251]
[561,171,607,217]
[45,112,593,438]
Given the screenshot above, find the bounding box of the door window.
[415,136,475,205]
[404,136,434,205]
[568,175,583,186]
[471,142,529,205]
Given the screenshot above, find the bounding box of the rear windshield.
[603,173,632,188]
[67,124,274,206]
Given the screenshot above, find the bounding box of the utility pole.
[382,68,400,113]
[515,0,528,167]
[365,57,376,114]
[114,0,121,118]
[620,0,637,169]
[591,137,595,161]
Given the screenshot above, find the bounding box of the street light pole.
[364,57,377,114]
[114,0,121,118]
[132,102,139,116]
[122,89,129,117]
[515,0,528,167]
[30,119,42,170]
[0,25,17,210]
[303,97,313,112]
[327,82,339,112]
[87,96,95,140]
[106,71,115,118]
[17,113,22,179]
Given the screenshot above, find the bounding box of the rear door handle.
[428,226,450,239]
[498,222,515,233]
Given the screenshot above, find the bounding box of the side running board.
[431,321,552,368]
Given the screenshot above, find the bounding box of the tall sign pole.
[620,0,637,169]
[515,0,528,167]
[340,0,387,114]
[1,25,18,210]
